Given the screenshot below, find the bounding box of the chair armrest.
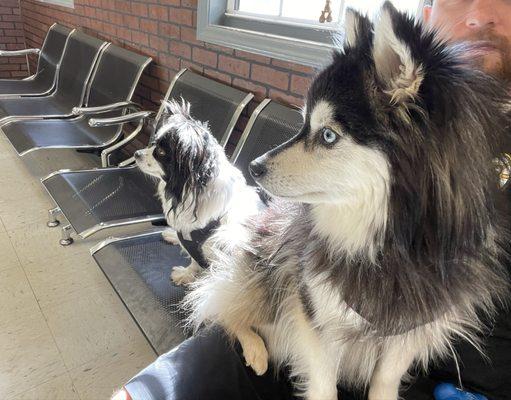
[89,110,154,127]
[0,48,40,57]
[72,101,141,116]
[101,119,147,167]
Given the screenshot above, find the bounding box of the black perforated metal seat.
[42,69,254,241]
[0,30,106,125]
[2,44,151,156]
[90,99,302,354]
[0,24,72,97]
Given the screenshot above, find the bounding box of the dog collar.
[177,218,222,269]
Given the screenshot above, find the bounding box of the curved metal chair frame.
[1,44,152,157]
[0,23,73,98]
[0,30,108,126]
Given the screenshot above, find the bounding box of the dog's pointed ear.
[342,8,373,51]
[373,1,424,104]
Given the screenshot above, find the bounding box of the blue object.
[434,383,488,400]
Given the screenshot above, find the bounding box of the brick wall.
[0,0,28,79]
[19,0,315,106]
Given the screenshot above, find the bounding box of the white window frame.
[226,0,344,30]
[197,0,424,68]
[37,0,74,8]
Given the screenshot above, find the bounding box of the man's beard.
[461,30,511,83]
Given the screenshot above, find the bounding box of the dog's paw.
[171,266,197,286]
[240,332,268,376]
[162,229,179,245]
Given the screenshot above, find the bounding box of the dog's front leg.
[368,337,416,400]
[289,310,338,400]
[170,260,202,285]
[236,327,268,376]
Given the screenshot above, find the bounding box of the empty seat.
[0,24,72,98]
[42,68,254,243]
[90,99,302,354]
[2,44,152,156]
[0,30,107,125]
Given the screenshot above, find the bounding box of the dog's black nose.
[134,150,141,159]
[249,159,267,179]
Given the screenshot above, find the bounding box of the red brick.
[132,30,149,46]
[140,18,158,32]
[204,68,231,85]
[170,7,193,26]
[290,74,312,97]
[252,64,289,90]
[160,0,180,5]
[169,41,191,59]
[159,53,181,71]
[218,54,249,78]
[181,0,197,8]
[268,89,304,107]
[158,22,179,39]
[235,49,271,64]
[149,35,168,52]
[271,59,315,74]
[123,15,140,30]
[131,2,148,17]
[180,26,199,44]
[192,47,217,67]
[232,78,267,101]
[149,5,168,20]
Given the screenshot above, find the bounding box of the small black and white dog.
[186,3,510,400]
[135,99,261,285]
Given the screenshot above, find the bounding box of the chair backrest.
[152,69,253,147]
[232,99,303,186]
[34,23,73,84]
[85,44,152,107]
[54,30,107,106]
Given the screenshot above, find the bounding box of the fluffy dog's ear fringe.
[162,97,191,117]
[373,1,424,104]
[335,7,373,53]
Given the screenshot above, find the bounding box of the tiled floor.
[0,132,156,399]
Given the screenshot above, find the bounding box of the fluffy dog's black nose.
[134,150,141,159]
[249,159,267,179]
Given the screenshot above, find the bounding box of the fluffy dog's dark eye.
[155,147,166,157]
[321,128,339,145]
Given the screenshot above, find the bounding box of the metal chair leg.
[60,224,74,246]
[47,207,61,228]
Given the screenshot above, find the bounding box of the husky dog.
[185,3,510,399]
[135,99,261,285]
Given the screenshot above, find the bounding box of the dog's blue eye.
[321,128,338,145]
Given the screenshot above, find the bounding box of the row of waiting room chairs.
[0,23,303,354]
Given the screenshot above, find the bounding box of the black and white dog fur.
[135,99,261,285]
[185,3,510,399]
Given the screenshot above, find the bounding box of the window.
[37,0,74,8]
[198,0,423,67]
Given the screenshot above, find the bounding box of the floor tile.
[23,252,109,310]
[0,228,20,272]
[8,373,79,400]
[70,342,156,400]
[7,221,87,265]
[43,282,150,370]
[0,266,40,325]
[0,312,67,399]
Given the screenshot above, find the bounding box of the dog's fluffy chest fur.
[250,200,507,337]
